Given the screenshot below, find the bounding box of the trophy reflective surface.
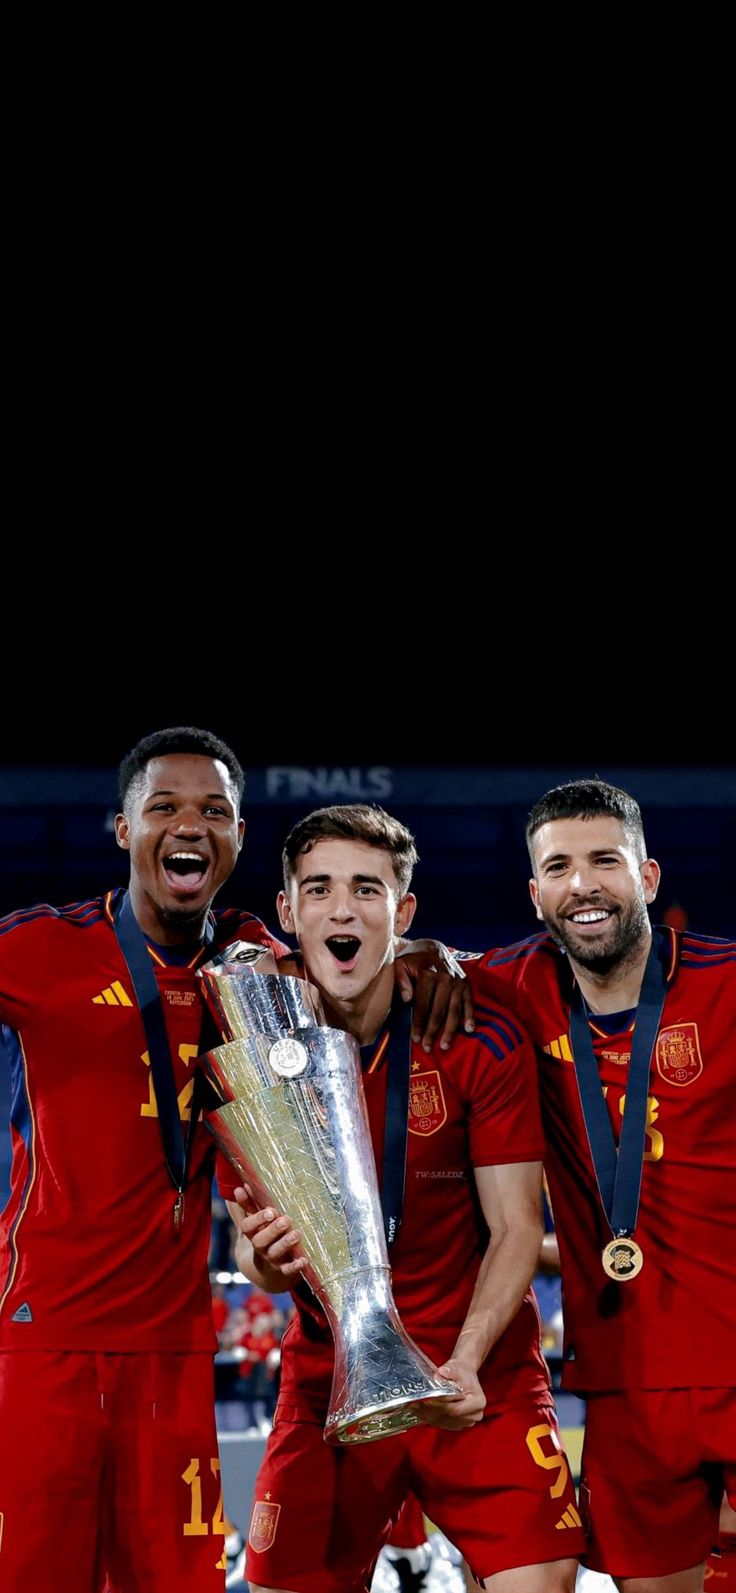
[198,942,460,1444]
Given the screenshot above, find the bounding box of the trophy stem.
[320,1267,459,1445]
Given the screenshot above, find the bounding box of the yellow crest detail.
[408,1070,447,1136]
[655,1023,703,1087]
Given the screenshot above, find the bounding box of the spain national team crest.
[655,1023,703,1087]
[248,1498,281,1553]
[409,1069,447,1136]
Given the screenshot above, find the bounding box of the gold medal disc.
[601,1236,644,1281]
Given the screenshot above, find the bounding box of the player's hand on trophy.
[414,1358,486,1430]
[228,1187,307,1292]
[393,939,475,1052]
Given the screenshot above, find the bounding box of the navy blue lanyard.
[569,931,667,1239]
[113,891,213,1213]
[364,995,413,1248]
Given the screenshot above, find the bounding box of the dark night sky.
[5,673,731,773]
[4,582,732,777]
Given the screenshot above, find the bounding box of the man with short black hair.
[465,777,736,1593]
[0,735,467,1592]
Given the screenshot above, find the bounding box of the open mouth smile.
[161,852,211,895]
[325,935,361,969]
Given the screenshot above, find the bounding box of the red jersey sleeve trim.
[0,1036,37,1317]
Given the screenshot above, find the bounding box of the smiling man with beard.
[463,778,736,1593]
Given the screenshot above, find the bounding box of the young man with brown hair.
[227,802,583,1593]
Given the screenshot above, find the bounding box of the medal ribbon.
[113,890,213,1207]
[363,994,413,1249]
[569,930,667,1243]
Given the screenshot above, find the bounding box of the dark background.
[2,719,734,947]
[3,665,734,945]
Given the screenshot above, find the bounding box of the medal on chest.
[569,935,668,1284]
[600,1234,644,1281]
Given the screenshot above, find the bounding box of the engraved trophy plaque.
[198,943,460,1444]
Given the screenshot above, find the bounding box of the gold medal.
[601,1236,643,1281]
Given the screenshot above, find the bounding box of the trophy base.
[321,1273,462,1447]
[326,1387,459,1445]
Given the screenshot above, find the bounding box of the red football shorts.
[386,1491,427,1549]
[245,1395,585,1592]
[0,1349,225,1592]
[581,1386,736,1578]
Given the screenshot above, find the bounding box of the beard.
[543,894,651,974]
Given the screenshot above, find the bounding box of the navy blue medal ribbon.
[113,890,213,1232]
[569,930,667,1275]
[363,994,413,1249]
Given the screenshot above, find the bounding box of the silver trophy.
[198,942,460,1445]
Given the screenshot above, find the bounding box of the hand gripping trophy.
[197,943,460,1445]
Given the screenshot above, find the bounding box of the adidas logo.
[556,1503,582,1530]
[11,1301,33,1322]
[92,981,133,1007]
[543,1033,573,1063]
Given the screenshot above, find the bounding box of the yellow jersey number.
[140,1044,199,1121]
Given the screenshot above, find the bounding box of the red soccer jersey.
[463,928,736,1394]
[0,890,286,1352]
[219,998,550,1417]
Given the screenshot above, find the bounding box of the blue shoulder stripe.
[682,932,736,950]
[474,1003,525,1049]
[58,897,106,924]
[481,933,554,969]
[0,897,108,939]
[680,950,736,968]
[0,904,60,939]
[474,1030,506,1061]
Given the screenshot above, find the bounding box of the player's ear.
[529,877,544,921]
[395,893,416,936]
[277,890,296,934]
[641,857,660,904]
[115,813,130,852]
